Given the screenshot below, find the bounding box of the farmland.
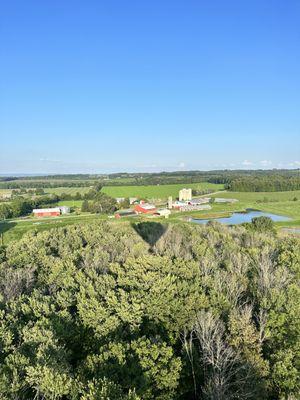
[45,187,93,195]
[210,190,300,203]
[1,182,300,245]
[101,182,224,199]
[57,200,84,208]
[44,182,224,199]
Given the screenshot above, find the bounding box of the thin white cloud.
[241,160,253,166]
[39,158,61,163]
[288,161,300,167]
[178,162,185,168]
[260,160,272,167]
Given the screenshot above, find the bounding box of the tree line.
[226,176,300,192]
[0,221,298,399]
[1,169,299,191]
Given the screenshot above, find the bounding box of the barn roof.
[33,207,61,213]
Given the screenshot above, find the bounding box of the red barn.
[134,203,156,214]
[33,207,61,217]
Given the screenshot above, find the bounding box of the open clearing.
[45,187,93,195]
[0,213,108,244]
[57,200,83,207]
[101,183,224,199]
[45,182,224,199]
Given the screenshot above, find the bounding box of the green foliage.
[0,221,299,399]
[250,216,275,232]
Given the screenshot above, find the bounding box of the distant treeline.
[226,175,300,192]
[1,169,300,191]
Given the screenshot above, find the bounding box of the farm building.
[214,198,238,203]
[176,204,212,212]
[129,197,138,204]
[33,207,61,217]
[172,201,187,210]
[115,209,137,218]
[59,206,70,214]
[155,209,171,218]
[134,203,157,214]
[179,188,192,201]
[188,197,210,205]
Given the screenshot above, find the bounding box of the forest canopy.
[0,221,299,399]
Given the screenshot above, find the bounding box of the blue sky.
[1,0,300,174]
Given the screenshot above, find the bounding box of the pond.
[191,210,291,225]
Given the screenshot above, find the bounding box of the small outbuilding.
[59,206,70,214]
[155,209,171,218]
[115,209,138,218]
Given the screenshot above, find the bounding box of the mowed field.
[45,187,93,195]
[57,200,83,207]
[45,183,224,199]
[102,183,224,199]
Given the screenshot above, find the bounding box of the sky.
[1,0,300,174]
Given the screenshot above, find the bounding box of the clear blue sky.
[1,0,300,174]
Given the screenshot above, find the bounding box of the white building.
[214,198,238,203]
[188,197,210,205]
[179,188,192,201]
[59,206,70,214]
[156,208,171,218]
[178,204,212,212]
[129,197,138,205]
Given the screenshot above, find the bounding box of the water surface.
[192,210,291,225]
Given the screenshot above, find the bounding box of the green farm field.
[57,200,83,208]
[45,182,224,199]
[102,182,224,199]
[211,190,300,203]
[45,187,93,195]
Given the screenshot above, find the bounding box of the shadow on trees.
[132,222,167,247]
[0,221,17,245]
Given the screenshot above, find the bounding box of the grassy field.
[102,183,224,200]
[211,190,300,202]
[45,183,224,199]
[0,213,109,244]
[57,200,83,208]
[45,187,93,195]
